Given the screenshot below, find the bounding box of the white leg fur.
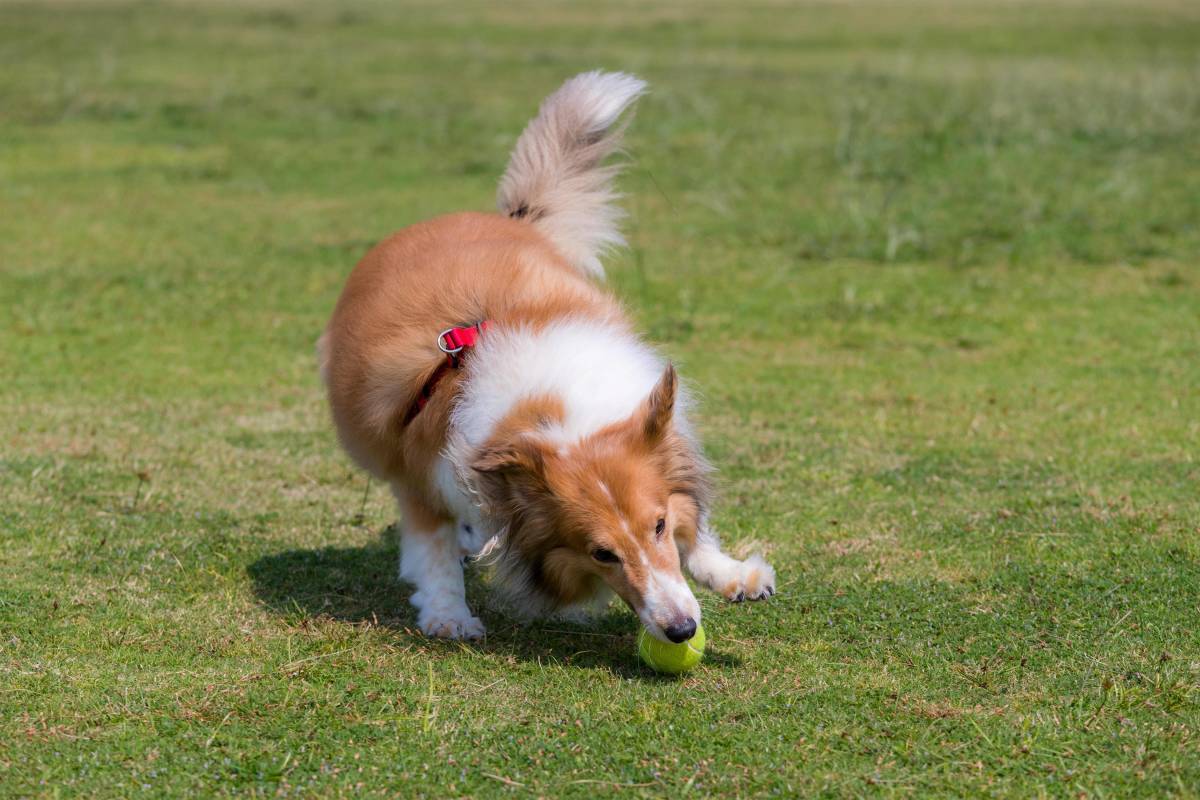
[399,520,485,640]
[684,527,776,602]
[456,521,492,560]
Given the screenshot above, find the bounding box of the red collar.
[403,321,491,426]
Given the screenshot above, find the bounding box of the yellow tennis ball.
[637,624,705,674]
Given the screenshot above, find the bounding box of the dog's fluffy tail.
[497,71,646,280]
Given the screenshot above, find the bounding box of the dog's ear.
[470,434,550,514]
[472,436,546,476]
[640,364,712,510]
[642,363,677,443]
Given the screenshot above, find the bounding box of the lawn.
[2,0,1199,796]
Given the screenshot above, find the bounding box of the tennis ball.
[637,624,705,674]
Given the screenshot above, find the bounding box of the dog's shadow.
[246,526,742,679]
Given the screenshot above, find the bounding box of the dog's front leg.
[395,491,485,640]
[681,520,776,602]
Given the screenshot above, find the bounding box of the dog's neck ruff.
[403,321,492,426]
[450,318,669,452]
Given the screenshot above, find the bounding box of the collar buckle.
[437,327,466,356]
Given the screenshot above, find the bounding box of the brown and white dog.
[320,72,775,642]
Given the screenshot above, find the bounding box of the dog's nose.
[663,617,697,644]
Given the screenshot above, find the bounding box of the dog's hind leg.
[682,520,776,603]
[394,488,485,640]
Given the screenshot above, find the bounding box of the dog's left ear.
[642,363,677,443]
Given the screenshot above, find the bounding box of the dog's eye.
[655,518,666,537]
[591,548,620,564]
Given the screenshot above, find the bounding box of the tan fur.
[320,72,774,639]
[469,370,709,615]
[322,212,622,517]
[322,209,708,622]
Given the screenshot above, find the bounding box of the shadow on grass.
[247,526,741,679]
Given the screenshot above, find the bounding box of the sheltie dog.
[320,72,775,641]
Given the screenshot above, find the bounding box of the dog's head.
[471,365,710,642]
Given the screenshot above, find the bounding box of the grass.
[2,0,1199,795]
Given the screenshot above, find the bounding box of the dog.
[319,72,775,642]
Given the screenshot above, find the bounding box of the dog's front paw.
[417,607,486,640]
[720,554,776,602]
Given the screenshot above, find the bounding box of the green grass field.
[3,0,1199,796]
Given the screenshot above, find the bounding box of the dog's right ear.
[470,435,550,514]
[471,435,546,477]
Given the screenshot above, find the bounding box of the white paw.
[417,607,485,640]
[718,554,777,602]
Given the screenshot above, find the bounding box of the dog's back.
[320,72,645,490]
